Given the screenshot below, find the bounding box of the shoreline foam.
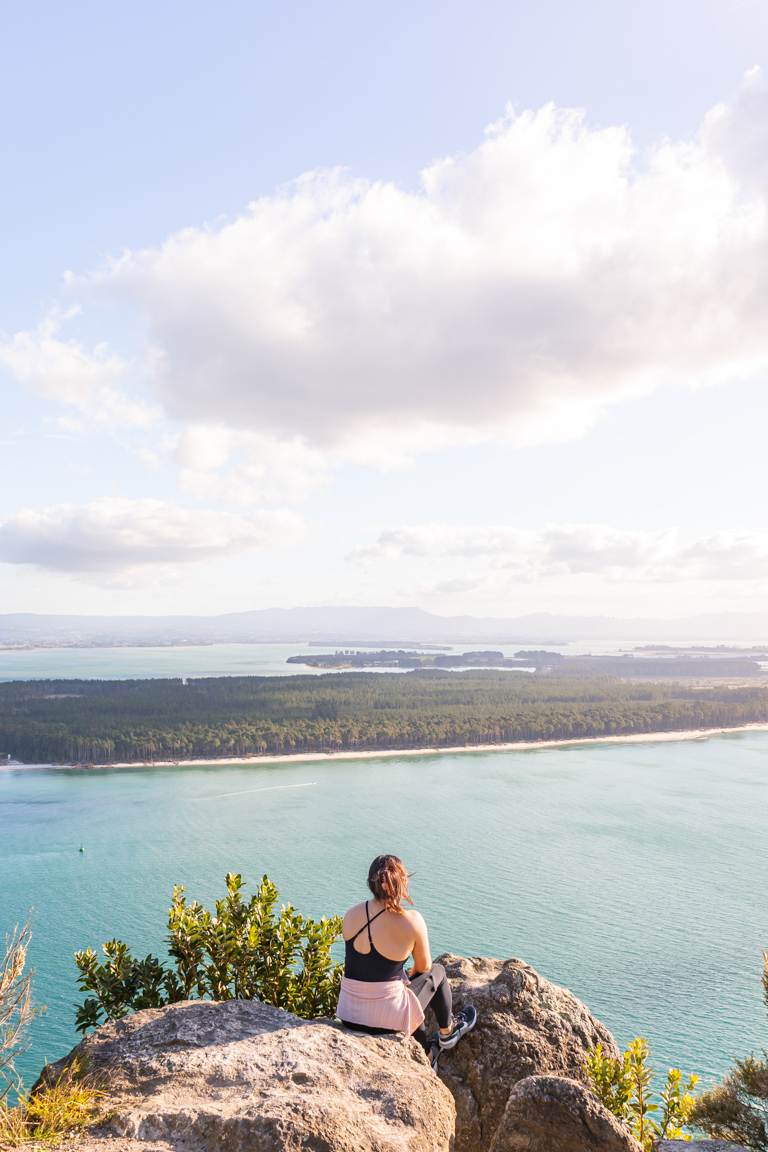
[6,721,768,771]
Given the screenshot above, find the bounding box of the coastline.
[7,721,768,770]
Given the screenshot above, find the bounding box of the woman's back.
[343,899,417,981]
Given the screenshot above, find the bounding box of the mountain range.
[3,606,768,646]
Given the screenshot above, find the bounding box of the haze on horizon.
[2,1,768,623]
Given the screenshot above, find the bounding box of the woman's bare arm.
[407,910,432,975]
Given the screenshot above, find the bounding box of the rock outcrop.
[47,999,455,1152]
[49,956,642,1152]
[656,1144,750,1151]
[493,1076,641,1151]
[433,954,628,1151]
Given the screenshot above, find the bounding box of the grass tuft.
[0,1058,105,1148]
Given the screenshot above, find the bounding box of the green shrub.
[585,1037,698,1150]
[692,951,768,1150]
[75,873,342,1032]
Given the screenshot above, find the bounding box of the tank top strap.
[365,900,387,945]
[347,900,386,945]
[343,901,405,982]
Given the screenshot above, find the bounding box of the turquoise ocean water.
[2,731,767,1088]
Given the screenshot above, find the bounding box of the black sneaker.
[438,1005,478,1050]
[427,1037,441,1072]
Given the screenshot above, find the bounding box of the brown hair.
[367,854,412,914]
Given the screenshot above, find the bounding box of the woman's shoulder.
[401,906,426,930]
[342,901,423,927]
[342,900,367,926]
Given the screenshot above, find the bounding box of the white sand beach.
[7,721,767,770]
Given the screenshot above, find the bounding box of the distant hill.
[3,606,768,646]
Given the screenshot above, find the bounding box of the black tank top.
[344,901,406,982]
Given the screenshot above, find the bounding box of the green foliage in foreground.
[74,873,342,1032]
[692,952,768,1150]
[3,671,768,764]
[0,924,35,1100]
[585,1037,698,1150]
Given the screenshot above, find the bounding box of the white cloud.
[0,311,158,430]
[353,524,768,584]
[78,70,768,456]
[0,498,296,573]
[174,425,328,505]
[701,66,768,191]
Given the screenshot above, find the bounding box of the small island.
[306,639,452,650]
[287,648,763,678]
[286,648,533,669]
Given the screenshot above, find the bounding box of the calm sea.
[4,637,767,681]
[2,732,767,1089]
[0,643,349,681]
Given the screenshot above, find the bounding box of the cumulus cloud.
[75,69,768,456]
[0,311,158,429]
[0,498,296,572]
[353,524,768,583]
[701,66,768,191]
[174,425,328,505]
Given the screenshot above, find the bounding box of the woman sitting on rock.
[337,854,477,1066]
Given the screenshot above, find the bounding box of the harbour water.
[0,640,528,682]
[0,642,350,682]
[3,637,767,681]
[2,731,767,1088]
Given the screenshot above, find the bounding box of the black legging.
[409,962,452,1049]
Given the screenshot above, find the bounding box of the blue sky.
[2,0,768,617]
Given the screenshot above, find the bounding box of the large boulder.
[492,1076,641,1152]
[47,955,641,1152]
[45,998,455,1152]
[432,954,624,1152]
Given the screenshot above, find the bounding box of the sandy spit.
[6,722,768,771]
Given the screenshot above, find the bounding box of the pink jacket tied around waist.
[337,975,425,1034]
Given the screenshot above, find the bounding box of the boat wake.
[202,781,318,800]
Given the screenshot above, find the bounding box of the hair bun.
[367,854,412,913]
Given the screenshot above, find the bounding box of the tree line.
[2,671,768,764]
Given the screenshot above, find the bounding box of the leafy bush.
[75,873,342,1032]
[692,951,768,1150]
[584,1037,698,1150]
[0,924,36,1100]
[0,1057,104,1147]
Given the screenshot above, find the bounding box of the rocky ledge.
[657,1145,749,1152]
[45,955,663,1151]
